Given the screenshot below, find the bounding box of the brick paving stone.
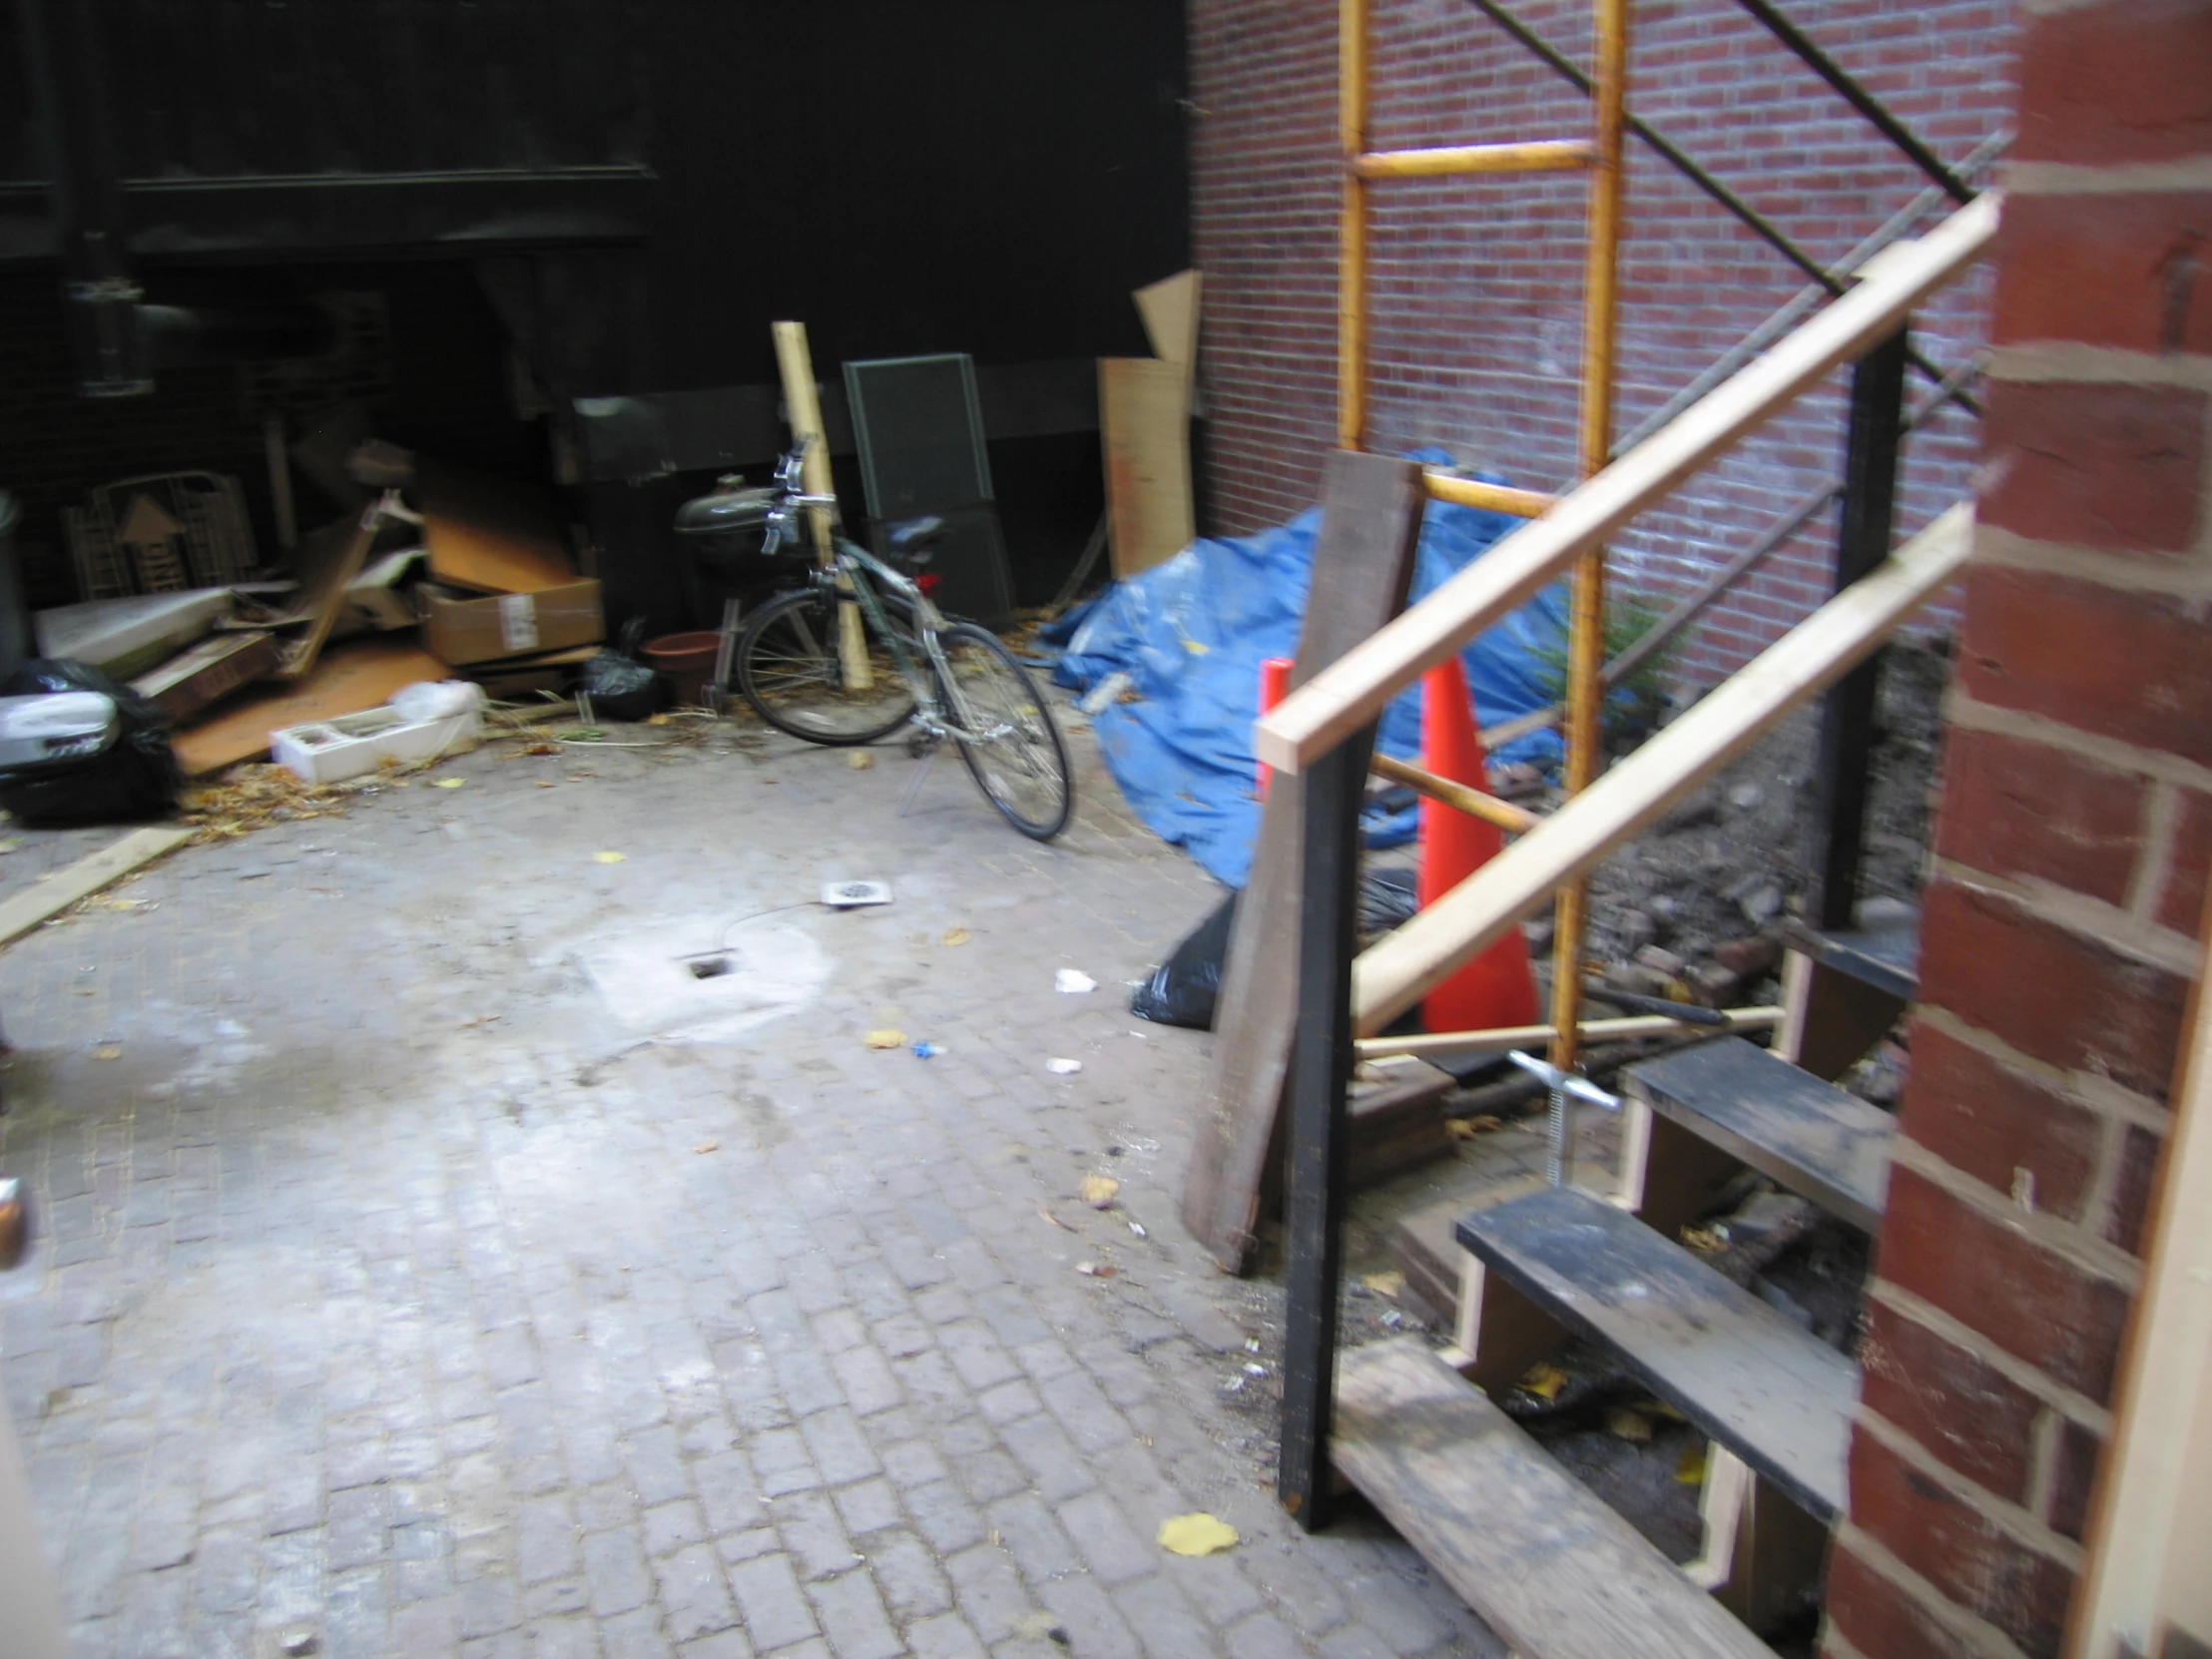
[0,722,1504,1657]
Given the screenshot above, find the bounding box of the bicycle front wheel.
[735,587,920,745]
[935,622,1073,840]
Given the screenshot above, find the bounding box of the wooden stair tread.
[1783,907,1918,1000]
[1456,1186,1855,1519]
[1334,1339,1773,1659]
[1624,1036,1894,1232]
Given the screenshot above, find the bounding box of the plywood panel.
[1099,356,1193,579]
[175,638,449,776]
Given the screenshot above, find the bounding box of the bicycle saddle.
[884,515,945,562]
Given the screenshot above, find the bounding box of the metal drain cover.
[820,879,892,908]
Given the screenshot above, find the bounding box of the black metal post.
[1813,326,1910,932]
[1277,737,1367,1530]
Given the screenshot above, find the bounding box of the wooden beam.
[1354,140,1594,179]
[1370,753,1539,834]
[0,826,194,949]
[1256,193,1998,776]
[1350,502,1973,1033]
[1425,472,1555,520]
[1354,1005,1784,1060]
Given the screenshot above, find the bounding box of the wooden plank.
[1357,1005,1784,1059]
[415,460,576,596]
[1099,357,1195,579]
[1132,269,1202,377]
[1258,194,1998,775]
[1625,1036,1894,1232]
[131,630,282,723]
[1355,139,1594,178]
[1180,450,1427,1275]
[1352,501,1973,1033]
[174,638,448,777]
[1777,948,1906,1081]
[1333,1340,1773,1659]
[1783,908,1920,1000]
[277,509,381,681]
[0,826,194,949]
[1348,1060,1455,1187]
[1456,1186,1858,1519]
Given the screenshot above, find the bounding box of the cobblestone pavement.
[0,707,1506,1659]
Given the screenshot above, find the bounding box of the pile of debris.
[44,437,605,784]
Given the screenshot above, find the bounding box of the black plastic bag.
[0,659,182,827]
[580,618,664,722]
[1130,892,1238,1029]
[1130,866,1426,1032]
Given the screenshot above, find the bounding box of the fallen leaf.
[694,1140,719,1155]
[1676,1443,1707,1486]
[1078,1175,1120,1208]
[1362,1271,1403,1300]
[647,714,673,727]
[535,781,559,789]
[1075,1261,1116,1278]
[1037,1205,1074,1231]
[90,1045,122,1060]
[593,850,627,864]
[1607,1406,1654,1443]
[431,777,466,789]
[524,742,559,757]
[1445,1114,1503,1140]
[1518,1363,1568,1402]
[847,751,874,770]
[941,926,971,946]
[863,1029,906,1050]
[1157,1513,1238,1556]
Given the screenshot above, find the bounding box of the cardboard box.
[418,579,602,666]
[131,629,283,723]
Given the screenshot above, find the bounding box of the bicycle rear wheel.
[735,587,919,745]
[934,622,1073,840]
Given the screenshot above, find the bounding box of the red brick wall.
[1823,4,2212,1655]
[1189,0,2012,686]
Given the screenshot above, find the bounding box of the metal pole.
[1812,327,1909,932]
[1546,0,1628,1085]
[1339,0,1370,449]
[1278,738,1366,1529]
[1727,0,1975,204]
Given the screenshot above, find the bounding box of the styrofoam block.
[272,703,482,785]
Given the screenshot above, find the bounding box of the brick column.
[1823,4,2212,1657]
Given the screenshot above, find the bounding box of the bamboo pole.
[1354,1005,1783,1060]
[1425,472,1555,519]
[772,320,870,690]
[1355,140,1594,179]
[1370,753,1540,834]
[1548,0,1630,1077]
[1339,0,1370,449]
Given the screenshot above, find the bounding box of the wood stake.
[772,321,870,691]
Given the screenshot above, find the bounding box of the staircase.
[1341,932,1911,1653]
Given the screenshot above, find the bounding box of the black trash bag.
[1130,892,1238,1030]
[1131,865,1428,1032]
[580,618,665,722]
[0,659,182,827]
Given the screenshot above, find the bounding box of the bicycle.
[677,446,1074,841]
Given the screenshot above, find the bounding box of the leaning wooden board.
[174,638,449,777]
[1179,449,1426,1275]
[1099,356,1194,579]
[0,826,195,948]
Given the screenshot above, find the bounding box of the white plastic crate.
[271,683,483,785]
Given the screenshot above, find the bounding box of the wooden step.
[1455,1186,1856,1520]
[1784,903,1918,1000]
[1334,1339,1773,1659]
[1623,1036,1894,1232]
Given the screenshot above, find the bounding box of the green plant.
[1534,593,1674,751]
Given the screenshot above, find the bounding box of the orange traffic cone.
[1417,655,1540,1034]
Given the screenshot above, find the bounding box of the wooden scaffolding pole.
[772,320,871,691]
[1545,0,1630,1082]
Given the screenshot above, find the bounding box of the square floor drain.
[687,953,735,980]
[821,879,891,908]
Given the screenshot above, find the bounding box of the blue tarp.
[1050,457,1567,887]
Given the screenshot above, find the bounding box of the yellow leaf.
[1157,1513,1238,1556]
[1607,1406,1654,1443]
[647,714,673,727]
[1518,1364,1568,1402]
[1676,1443,1707,1486]
[694,1140,719,1155]
[431,777,466,789]
[1362,1272,1404,1300]
[942,926,970,946]
[847,751,875,770]
[863,1029,906,1050]
[1078,1175,1120,1208]
[90,1045,122,1061]
[593,850,627,864]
